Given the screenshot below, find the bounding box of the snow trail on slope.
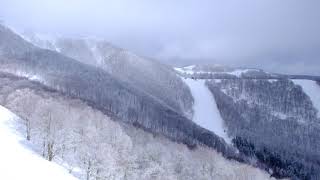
[293,80,320,118]
[182,78,231,143]
[0,105,77,180]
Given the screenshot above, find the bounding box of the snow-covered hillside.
[16,31,193,117]
[182,78,230,143]
[4,24,317,179]
[207,78,320,179]
[0,105,77,180]
[293,80,320,117]
[0,76,275,180]
[175,65,262,77]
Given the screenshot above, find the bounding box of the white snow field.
[0,105,77,180]
[293,80,320,118]
[182,78,231,143]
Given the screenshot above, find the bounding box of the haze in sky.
[1,0,319,75]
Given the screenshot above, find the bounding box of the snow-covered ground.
[0,105,77,180]
[182,78,231,143]
[293,80,320,118]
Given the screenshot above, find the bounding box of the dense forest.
[207,79,320,179]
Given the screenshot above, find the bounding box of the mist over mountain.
[2,0,320,75]
[17,31,193,117]
[0,1,320,179]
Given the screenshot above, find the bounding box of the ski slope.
[182,78,231,143]
[0,105,77,180]
[293,80,320,118]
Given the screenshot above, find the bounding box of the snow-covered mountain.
[2,24,320,179]
[0,25,235,154]
[175,65,320,179]
[18,31,193,118]
[0,69,273,180]
[0,24,263,179]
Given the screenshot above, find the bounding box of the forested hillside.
[3,23,320,179]
[0,25,235,161]
[0,73,273,180]
[20,32,193,118]
[207,79,320,179]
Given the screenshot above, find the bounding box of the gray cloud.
[1,0,320,75]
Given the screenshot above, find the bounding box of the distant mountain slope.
[175,64,268,78]
[0,105,77,180]
[207,79,320,179]
[175,66,320,179]
[19,31,193,118]
[175,64,320,81]
[0,25,234,160]
[0,26,36,57]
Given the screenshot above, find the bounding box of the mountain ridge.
[17,30,194,118]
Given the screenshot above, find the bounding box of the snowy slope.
[293,80,320,118]
[16,31,193,117]
[182,78,231,143]
[0,105,77,180]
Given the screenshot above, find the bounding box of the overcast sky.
[1,0,320,75]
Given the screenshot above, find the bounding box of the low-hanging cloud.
[1,0,320,75]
